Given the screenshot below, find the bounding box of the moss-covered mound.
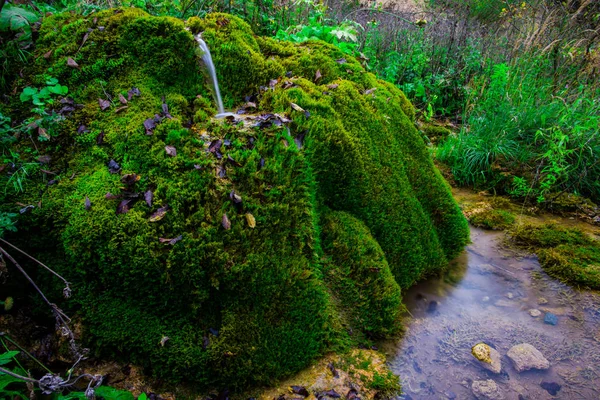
[1,9,468,389]
[510,223,600,289]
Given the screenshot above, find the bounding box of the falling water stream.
[195,34,232,118]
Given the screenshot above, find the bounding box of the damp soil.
[382,225,600,399]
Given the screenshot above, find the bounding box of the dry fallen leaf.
[290,102,305,113]
[245,213,256,228]
[149,206,169,222]
[165,145,177,157]
[67,57,79,69]
[222,213,231,230]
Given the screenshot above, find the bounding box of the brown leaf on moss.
[291,386,309,397]
[108,159,121,174]
[144,190,153,207]
[105,192,119,200]
[115,105,128,113]
[118,93,128,104]
[162,97,172,119]
[96,131,105,145]
[323,389,340,398]
[67,57,79,69]
[245,213,256,228]
[258,158,265,171]
[269,79,278,89]
[121,174,140,186]
[85,196,91,210]
[327,83,339,90]
[364,88,377,95]
[159,235,182,245]
[116,199,132,214]
[222,213,231,230]
[227,154,241,167]
[38,127,50,140]
[294,130,307,149]
[208,139,223,159]
[315,69,322,83]
[127,87,141,100]
[229,190,242,204]
[217,165,226,179]
[149,206,169,222]
[43,50,53,59]
[77,125,89,134]
[290,102,304,113]
[335,58,347,64]
[98,98,110,111]
[37,155,51,164]
[143,118,156,135]
[165,145,177,157]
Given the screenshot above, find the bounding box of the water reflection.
[385,227,600,400]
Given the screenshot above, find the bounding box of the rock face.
[472,380,504,400]
[507,344,550,372]
[472,343,502,373]
[2,7,470,390]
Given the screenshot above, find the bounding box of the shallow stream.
[385,227,600,399]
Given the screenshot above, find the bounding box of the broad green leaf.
[0,5,39,32]
[95,386,135,400]
[19,87,37,102]
[45,77,58,85]
[0,350,19,365]
[0,373,23,390]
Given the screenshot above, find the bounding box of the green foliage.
[510,223,600,289]
[0,212,18,237]
[437,55,600,202]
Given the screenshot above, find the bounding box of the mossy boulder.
[1,9,468,390]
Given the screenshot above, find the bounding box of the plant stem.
[0,366,39,384]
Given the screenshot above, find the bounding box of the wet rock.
[544,312,558,326]
[540,381,561,395]
[445,391,457,399]
[471,343,502,374]
[507,343,550,372]
[506,292,514,299]
[494,299,516,308]
[472,380,503,400]
[482,296,490,302]
[427,301,439,313]
[537,297,548,305]
[528,309,541,317]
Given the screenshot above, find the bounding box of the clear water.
[384,227,600,399]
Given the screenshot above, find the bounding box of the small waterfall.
[195,34,231,118]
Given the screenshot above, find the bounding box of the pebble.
[538,297,549,305]
[506,292,514,299]
[544,312,558,325]
[507,343,550,372]
[482,296,490,302]
[540,381,561,395]
[472,379,503,400]
[528,309,541,317]
[472,343,502,374]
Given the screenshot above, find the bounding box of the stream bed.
[384,227,600,399]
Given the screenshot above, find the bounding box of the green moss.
[510,223,600,289]
[469,209,515,230]
[321,211,402,337]
[422,124,452,144]
[538,245,600,290]
[510,223,591,248]
[1,8,469,391]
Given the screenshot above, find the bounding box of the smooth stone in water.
[540,381,561,396]
[528,309,541,317]
[507,343,550,372]
[544,312,558,325]
[472,343,502,374]
[482,296,490,302]
[472,380,504,400]
[506,292,514,299]
[538,297,549,305]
